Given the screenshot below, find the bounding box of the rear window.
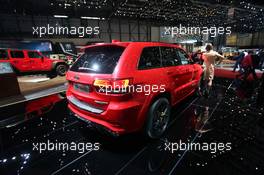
[0,50,8,60]
[70,45,125,74]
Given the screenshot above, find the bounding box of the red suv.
[0,49,68,77]
[66,42,203,138]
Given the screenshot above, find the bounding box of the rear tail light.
[93,78,131,94]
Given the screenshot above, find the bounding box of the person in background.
[202,43,225,97]
[232,51,245,72]
[258,49,264,71]
[236,50,258,81]
[192,49,203,65]
[244,50,248,57]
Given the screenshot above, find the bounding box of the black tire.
[56,64,67,76]
[144,97,171,139]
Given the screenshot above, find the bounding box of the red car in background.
[0,49,68,77]
[66,41,203,138]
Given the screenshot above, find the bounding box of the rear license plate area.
[73,83,90,93]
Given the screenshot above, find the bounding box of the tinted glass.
[161,47,181,66]
[176,49,189,65]
[70,45,125,74]
[0,50,8,60]
[138,47,161,69]
[10,51,24,58]
[28,51,42,58]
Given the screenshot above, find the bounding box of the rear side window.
[161,47,181,66]
[138,47,161,70]
[70,45,125,74]
[0,50,8,60]
[176,49,189,65]
[28,51,42,58]
[10,51,24,58]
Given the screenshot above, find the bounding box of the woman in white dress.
[202,43,224,97]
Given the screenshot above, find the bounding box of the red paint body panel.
[0,49,65,73]
[66,42,203,135]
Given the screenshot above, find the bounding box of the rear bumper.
[68,95,104,114]
[67,96,142,135]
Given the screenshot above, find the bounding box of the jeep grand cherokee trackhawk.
[0,49,68,77]
[66,41,203,138]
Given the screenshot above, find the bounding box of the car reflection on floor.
[0,77,263,175]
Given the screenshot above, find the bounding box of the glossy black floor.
[0,76,264,175]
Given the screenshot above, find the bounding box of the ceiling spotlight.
[54,15,68,18]
[81,16,101,20]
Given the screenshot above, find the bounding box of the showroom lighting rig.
[47,0,256,32]
[114,0,228,27]
[50,0,108,9]
[112,0,264,33]
[217,1,264,32]
[0,0,263,33]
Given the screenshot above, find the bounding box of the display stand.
[0,62,21,99]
